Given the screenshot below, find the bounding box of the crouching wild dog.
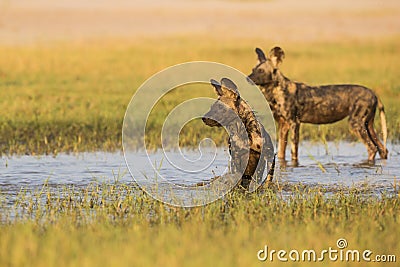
[202,78,275,190]
[248,47,388,163]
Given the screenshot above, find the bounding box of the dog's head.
[202,78,241,127]
[247,47,285,86]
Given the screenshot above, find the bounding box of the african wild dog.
[248,47,388,163]
[202,78,275,189]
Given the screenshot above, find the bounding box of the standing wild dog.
[248,47,388,163]
[202,78,275,189]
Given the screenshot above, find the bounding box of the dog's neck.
[232,99,263,154]
[259,70,292,99]
[274,70,291,87]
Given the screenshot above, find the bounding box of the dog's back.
[293,83,377,124]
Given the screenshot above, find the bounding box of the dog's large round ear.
[221,78,240,99]
[210,79,223,96]
[255,48,267,63]
[268,47,285,68]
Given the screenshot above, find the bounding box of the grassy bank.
[0,183,399,267]
[1,37,399,155]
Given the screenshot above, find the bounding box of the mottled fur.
[248,47,388,163]
[202,78,275,189]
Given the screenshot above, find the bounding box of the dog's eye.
[258,69,265,73]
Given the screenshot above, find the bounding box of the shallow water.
[279,142,399,188]
[1,142,399,206]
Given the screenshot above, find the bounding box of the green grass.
[1,37,400,155]
[0,182,399,267]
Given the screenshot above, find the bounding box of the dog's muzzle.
[202,117,221,127]
[246,76,255,86]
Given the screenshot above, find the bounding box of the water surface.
[1,142,399,205]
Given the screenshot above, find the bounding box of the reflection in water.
[0,142,399,207]
[277,142,397,188]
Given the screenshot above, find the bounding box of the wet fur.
[202,78,275,189]
[248,47,388,163]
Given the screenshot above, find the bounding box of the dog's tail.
[377,98,387,148]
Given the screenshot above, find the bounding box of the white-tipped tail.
[378,98,387,148]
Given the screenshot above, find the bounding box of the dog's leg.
[366,115,388,159]
[290,122,300,165]
[349,117,378,162]
[278,118,290,160]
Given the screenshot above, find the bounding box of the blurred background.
[1,0,399,44]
